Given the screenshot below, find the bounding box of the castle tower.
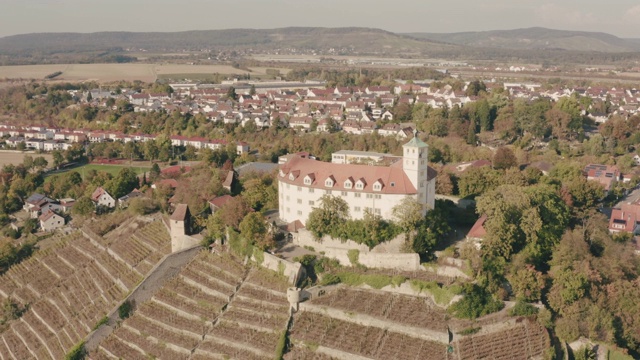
[402,131,429,214]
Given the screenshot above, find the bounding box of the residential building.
[39,211,65,232]
[278,134,436,224]
[91,187,116,208]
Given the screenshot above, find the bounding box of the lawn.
[45,163,151,182]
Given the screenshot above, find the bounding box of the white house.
[91,187,116,208]
[39,211,65,232]
[278,134,436,224]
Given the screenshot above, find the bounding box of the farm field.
[0,63,291,83]
[0,151,53,167]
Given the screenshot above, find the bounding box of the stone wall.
[292,229,421,271]
[255,251,304,285]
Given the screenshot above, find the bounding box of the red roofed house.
[609,200,640,234]
[91,187,116,208]
[39,210,65,232]
[278,133,436,224]
[466,214,488,248]
[209,195,233,214]
[584,164,620,195]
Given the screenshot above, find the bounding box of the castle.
[278,133,436,224]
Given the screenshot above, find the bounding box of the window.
[325,190,332,195]
[391,182,395,187]
[297,199,302,204]
[366,194,373,199]
[286,207,290,213]
[354,206,361,212]
[375,208,381,215]
[341,191,347,197]
[344,180,352,189]
[297,210,302,216]
[286,184,290,189]
[375,194,381,199]
[354,193,361,198]
[309,200,315,206]
[286,195,290,201]
[309,188,314,193]
[297,186,302,192]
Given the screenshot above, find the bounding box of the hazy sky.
[1,0,640,38]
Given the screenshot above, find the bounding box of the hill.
[0,27,456,58]
[405,27,640,52]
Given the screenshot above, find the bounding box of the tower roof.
[403,131,427,148]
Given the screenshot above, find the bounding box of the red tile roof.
[279,156,421,195]
[170,204,189,221]
[467,214,488,240]
[209,195,233,209]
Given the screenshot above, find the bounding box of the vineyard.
[0,217,171,359]
[453,319,550,360]
[91,252,292,360]
[288,311,451,360]
[307,287,465,332]
[287,287,550,360]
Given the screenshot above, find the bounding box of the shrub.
[65,341,85,360]
[319,273,341,286]
[274,330,288,360]
[509,300,539,317]
[347,249,360,266]
[93,316,109,330]
[118,300,133,320]
[253,247,264,265]
[457,327,481,335]
[448,283,504,319]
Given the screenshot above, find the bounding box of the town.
[1,14,640,360]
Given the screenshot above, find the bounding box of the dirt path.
[84,245,203,352]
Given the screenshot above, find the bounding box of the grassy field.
[45,163,151,183]
[0,151,53,167]
[0,63,291,83]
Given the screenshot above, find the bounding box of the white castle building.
[278,134,436,225]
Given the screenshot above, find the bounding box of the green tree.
[105,167,139,199]
[391,196,424,241]
[33,156,48,169]
[226,86,237,100]
[71,197,95,216]
[493,147,517,170]
[149,163,161,181]
[412,202,450,258]
[239,212,272,250]
[306,195,349,239]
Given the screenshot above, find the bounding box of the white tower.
[402,131,430,214]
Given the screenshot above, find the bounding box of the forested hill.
[0,27,456,56]
[405,27,640,53]
[2,27,640,66]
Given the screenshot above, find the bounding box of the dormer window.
[279,170,285,177]
[288,170,300,181]
[304,173,315,185]
[325,176,335,188]
[355,178,366,190]
[373,179,383,191]
[344,177,354,189]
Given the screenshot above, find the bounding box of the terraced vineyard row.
[454,319,549,360]
[0,218,173,360]
[289,310,451,360]
[309,287,460,332]
[91,253,292,360]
